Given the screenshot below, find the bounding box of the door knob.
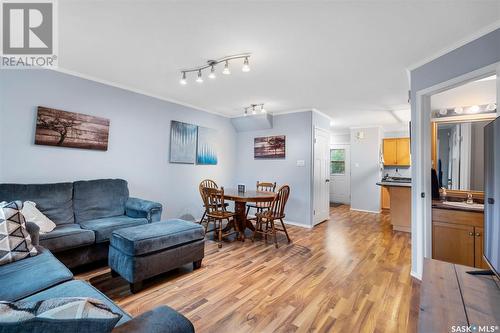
[475,232,481,237]
[325,179,330,182]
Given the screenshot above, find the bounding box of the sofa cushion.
[0,297,122,333]
[0,201,38,266]
[40,224,95,253]
[0,182,74,225]
[0,246,73,301]
[80,216,148,243]
[73,179,129,223]
[21,280,132,326]
[110,219,205,256]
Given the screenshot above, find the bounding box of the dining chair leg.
[218,219,223,248]
[252,217,259,242]
[199,211,206,224]
[280,218,291,243]
[271,220,278,248]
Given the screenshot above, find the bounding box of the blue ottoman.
[109,219,205,293]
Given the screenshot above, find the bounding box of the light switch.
[296,160,305,167]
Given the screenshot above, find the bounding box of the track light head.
[196,70,203,83]
[223,61,231,75]
[260,105,266,113]
[242,57,250,72]
[180,72,187,85]
[208,66,216,79]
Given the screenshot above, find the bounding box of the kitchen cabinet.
[432,207,487,268]
[381,186,390,210]
[383,138,410,166]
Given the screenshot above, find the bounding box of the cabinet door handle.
[468,232,474,236]
[475,232,481,237]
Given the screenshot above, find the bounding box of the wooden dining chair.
[199,179,229,231]
[246,181,277,218]
[202,187,239,248]
[252,185,291,248]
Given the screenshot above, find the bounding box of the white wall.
[330,132,350,145]
[350,127,382,213]
[234,111,314,227]
[0,70,237,220]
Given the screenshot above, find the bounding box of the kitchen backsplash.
[383,166,411,178]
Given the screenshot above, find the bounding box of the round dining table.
[223,188,276,240]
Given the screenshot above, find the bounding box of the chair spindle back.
[269,185,290,217]
[256,181,277,192]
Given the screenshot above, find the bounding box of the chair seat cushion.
[80,216,148,243]
[20,280,132,327]
[40,224,95,253]
[111,219,205,256]
[0,247,73,301]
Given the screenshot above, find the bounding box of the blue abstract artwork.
[197,126,218,165]
[169,120,197,164]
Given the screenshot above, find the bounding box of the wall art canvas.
[197,126,218,165]
[169,120,197,164]
[35,106,110,151]
[254,135,286,159]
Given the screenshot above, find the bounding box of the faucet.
[466,193,474,204]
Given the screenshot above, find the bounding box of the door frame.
[330,143,351,204]
[412,61,500,279]
[312,127,331,225]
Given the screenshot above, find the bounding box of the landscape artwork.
[197,127,218,165]
[170,120,197,164]
[35,107,110,151]
[254,135,286,159]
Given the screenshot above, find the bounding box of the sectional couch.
[0,179,162,268]
[0,224,194,332]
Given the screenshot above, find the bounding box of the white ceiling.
[58,1,500,130]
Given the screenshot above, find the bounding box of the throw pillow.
[0,297,122,333]
[21,201,56,234]
[0,201,38,266]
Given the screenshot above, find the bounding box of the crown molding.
[50,67,228,118]
[407,20,500,72]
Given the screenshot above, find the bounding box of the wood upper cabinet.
[432,208,485,268]
[383,138,410,166]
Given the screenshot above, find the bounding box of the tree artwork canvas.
[35,107,110,151]
[254,135,286,159]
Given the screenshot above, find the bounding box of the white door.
[330,144,351,204]
[313,128,330,225]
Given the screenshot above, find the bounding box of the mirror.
[435,120,490,192]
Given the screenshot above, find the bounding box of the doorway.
[313,127,330,225]
[330,144,351,205]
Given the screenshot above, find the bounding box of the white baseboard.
[410,269,422,281]
[283,220,313,229]
[350,208,381,214]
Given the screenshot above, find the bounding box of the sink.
[442,201,484,210]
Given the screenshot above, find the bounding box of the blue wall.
[0,70,237,220]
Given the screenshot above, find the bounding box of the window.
[330,149,345,174]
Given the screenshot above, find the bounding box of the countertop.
[432,200,484,212]
[376,181,411,188]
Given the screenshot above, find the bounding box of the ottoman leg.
[130,281,143,294]
[193,259,203,270]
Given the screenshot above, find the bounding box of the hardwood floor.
[76,205,420,332]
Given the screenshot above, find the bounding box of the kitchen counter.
[377,182,411,233]
[376,181,411,187]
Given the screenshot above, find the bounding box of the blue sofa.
[0,225,194,332]
[0,179,163,268]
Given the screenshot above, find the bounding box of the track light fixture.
[243,103,266,116]
[179,53,251,84]
[180,72,187,85]
[196,70,203,83]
